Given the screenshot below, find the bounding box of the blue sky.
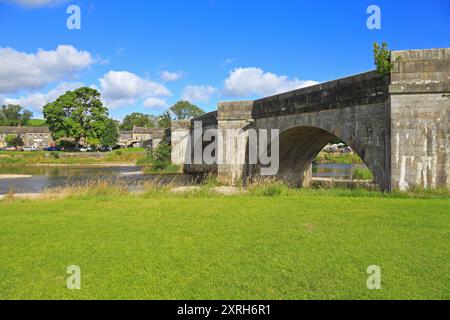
[0,0,449,119]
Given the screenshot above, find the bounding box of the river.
[0,163,367,194]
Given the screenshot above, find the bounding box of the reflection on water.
[0,165,200,195]
[0,165,142,177]
[312,163,367,179]
[0,163,368,194]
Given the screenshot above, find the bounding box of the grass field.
[0,187,448,300]
[0,148,146,165]
[28,119,46,127]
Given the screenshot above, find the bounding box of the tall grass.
[352,168,374,180]
[1,177,448,203]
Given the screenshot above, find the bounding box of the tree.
[5,135,24,147]
[151,141,172,171]
[157,111,172,128]
[43,87,109,148]
[101,118,119,147]
[0,104,33,126]
[121,112,156,130]
[373,42,393,76]
[170,100,205,120]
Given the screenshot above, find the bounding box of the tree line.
[1,87,205,149]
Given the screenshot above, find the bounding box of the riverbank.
[0,174,32,179]
[27,162,138,167]
[1,186,448,300]
[0,149,146,166]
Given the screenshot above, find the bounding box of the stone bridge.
[171,48,450,191]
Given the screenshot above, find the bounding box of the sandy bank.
[0,174,33,179]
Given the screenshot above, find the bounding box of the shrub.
[137,142,173,172]
[373,42,392,76]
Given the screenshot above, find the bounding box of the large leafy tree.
[100,118,120,148]
[0,104,33,126]
[155,101,205,129]
[169,100,204,120]
[120,112,156,130]
[43,87,109,148]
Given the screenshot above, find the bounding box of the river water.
[0,164,366,194]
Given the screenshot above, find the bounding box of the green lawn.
[0,191,448,300]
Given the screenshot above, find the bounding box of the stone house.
[0,126,54,149]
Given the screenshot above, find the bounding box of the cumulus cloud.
[0,45,94,94]
[99,71,171,108]
[161,70,184,82]
[3,82,84,111]
[182,85,217,103]
[143,97,168,110]
[223,67,318,97]
[0,0,67,8]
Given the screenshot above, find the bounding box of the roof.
[0,126,51,134]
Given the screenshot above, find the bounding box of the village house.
[0,126,54,149]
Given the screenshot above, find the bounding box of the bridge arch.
[253,102,389,189]
[267,125,376,187]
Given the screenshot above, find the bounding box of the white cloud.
[143,97,168,109]
[223,67,318,97]
[182,85,217,103]
[3,82,84,111]
[0,0,67,8]
[0,45,94,94]
[161,70,184,82]
[99,71,171,108]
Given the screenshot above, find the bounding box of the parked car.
[45,146,61,152]
[79,147,89,152]
[98,146,113,152]
[112,145,123,150]
[22,146,37,152]
[4,147,17,151]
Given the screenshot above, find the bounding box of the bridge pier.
[217,101,254,185]
[389,49,450,190]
